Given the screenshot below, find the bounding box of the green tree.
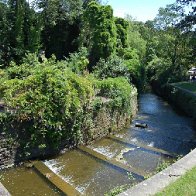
[146,3,195,85]
[0,0,41,66]
[81,1,117,67]
[177,0,196,30]
[115,17,129,49]
[38,0,83,59]
[0,1,10,66]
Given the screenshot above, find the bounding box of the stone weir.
[0,91,138,170]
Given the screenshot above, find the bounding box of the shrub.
[0,55,94,149]
[93,55,130,80]
[95,77,137,114]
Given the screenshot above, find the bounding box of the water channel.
[0,93,196,195]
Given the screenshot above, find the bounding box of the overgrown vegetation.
[0,51,136,152]
[105,185,130,196]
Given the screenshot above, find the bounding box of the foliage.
[0,50,137,150]
[0,0,41,67]
[144,3,195,87]
[38,0,83,59]
[0,54,94,149]
[115,17,129,48]
[177,0,196,30]
[95,77,137,114]
[123,48,146,90]
[156,160,171,173]
[125,17,147,59]
[105,185,130,196]
[81,1,117,66]
[66,47,89,75]
[93,55,130,80]
[154,3,183,30]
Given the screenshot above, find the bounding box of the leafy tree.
[145,3,195,86]
[37,0,84,59]
[177,0,196,30]
[0,1,10,66]
[81,1,117,67]
[154,3,183,30]
[115,17,129,49]
[0,0,41,66]
[93,55,129,80]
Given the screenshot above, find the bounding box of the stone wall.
[0,133,16,169]
[84,91,138,143]
[157,84,196,120]
[0,92,138,170]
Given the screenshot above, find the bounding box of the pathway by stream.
[1,93,196,195]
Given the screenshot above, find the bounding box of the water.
[1,93,196,195]
[44,149,142,195]
[0,167,62,196]
[115,94,196,155]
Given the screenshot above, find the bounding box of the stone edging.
[0,182,10,196]
[119,148,196,196]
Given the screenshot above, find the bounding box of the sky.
[103,0,177,22]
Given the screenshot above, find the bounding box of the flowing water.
[0,93,196,195]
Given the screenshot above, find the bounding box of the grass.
[156,167,196,196]
[173,82,196,93]
[104,185,130,196]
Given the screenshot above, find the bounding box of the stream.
[0,93,196,195]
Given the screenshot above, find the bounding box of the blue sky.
[104,0,177,22]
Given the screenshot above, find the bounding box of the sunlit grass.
[173,82,196,93]
[156,167,196,196]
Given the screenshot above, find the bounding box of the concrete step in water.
[0,182,10,196]
[44,148,142,196]
[34,161,81,196]
[78,146,146,177]
[107,135,177,158]
[115,128,195,155]
[88,137,174,175]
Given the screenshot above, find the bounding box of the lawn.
[156,167,196,196]
[173,82,196,93]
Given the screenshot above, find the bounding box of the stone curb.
[0,182,11,196]
[119,148,196,196]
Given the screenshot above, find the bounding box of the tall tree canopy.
[81,1,117,66]
[0,0,41,66]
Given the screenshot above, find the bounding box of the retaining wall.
[153,83,196,120]
[0,92,138,170]
[161,84,196,119]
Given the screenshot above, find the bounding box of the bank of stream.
[0,93,196,195]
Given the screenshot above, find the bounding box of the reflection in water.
[0,167,62,196]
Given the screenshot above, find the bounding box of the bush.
[93,55,130,80]
[0,54,94,149]
[0,52,137,151]
[95,77,137,114]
